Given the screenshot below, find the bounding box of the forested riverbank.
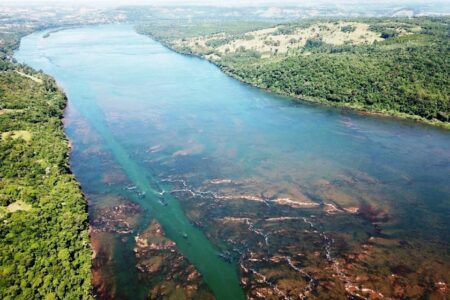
[137,17,450,129]
[9,20,450,300]
[0,33,91,299]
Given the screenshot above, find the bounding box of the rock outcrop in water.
[91,199,142,235]
[134,220,215,300]
[167,173,450,299]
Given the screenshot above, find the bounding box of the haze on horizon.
[3,0,450,7]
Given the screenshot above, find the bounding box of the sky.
[3,0,449,7]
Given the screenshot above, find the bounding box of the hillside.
[138,17,450,127]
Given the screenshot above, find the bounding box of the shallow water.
[15,25,450,299]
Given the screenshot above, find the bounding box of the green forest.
[139,17,450,127]
[0,37,91,299]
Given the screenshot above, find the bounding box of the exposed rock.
[134,220,214,299]
[91,199,142,234]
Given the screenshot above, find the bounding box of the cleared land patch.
[1,130,32,142]
[173,22,386,58]
[0,109,23,115]
[15,70,43,84]
[6,200,32,213]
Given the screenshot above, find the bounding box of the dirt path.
[15,70,43,84]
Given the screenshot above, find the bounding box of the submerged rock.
[134,220,215,299]
[90,198,142,234]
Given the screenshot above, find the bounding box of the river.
[15,24,450,299]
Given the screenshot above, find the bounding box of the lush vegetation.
[139,17,450,127]
[137,21,272,41]
[0,38,91,298]
[0,31,30,71]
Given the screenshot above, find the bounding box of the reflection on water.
[15,25,450,299]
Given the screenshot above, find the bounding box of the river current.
[15,25,450,299]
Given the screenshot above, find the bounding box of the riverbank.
[1,38,92,298]
[222,67,450,130]
[136,18,450,130]
[156,37,450,130]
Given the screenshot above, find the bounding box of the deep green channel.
[15,26,245,299]
[15,24,450,299]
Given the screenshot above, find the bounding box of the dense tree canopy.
[140,17,450,127]
[220,18,450,124]
[0,41,91,299]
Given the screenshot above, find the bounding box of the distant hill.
[138,17,450,127]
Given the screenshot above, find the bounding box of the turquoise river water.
[15,25,450,299]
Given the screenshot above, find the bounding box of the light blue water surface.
[15,24,450,299]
